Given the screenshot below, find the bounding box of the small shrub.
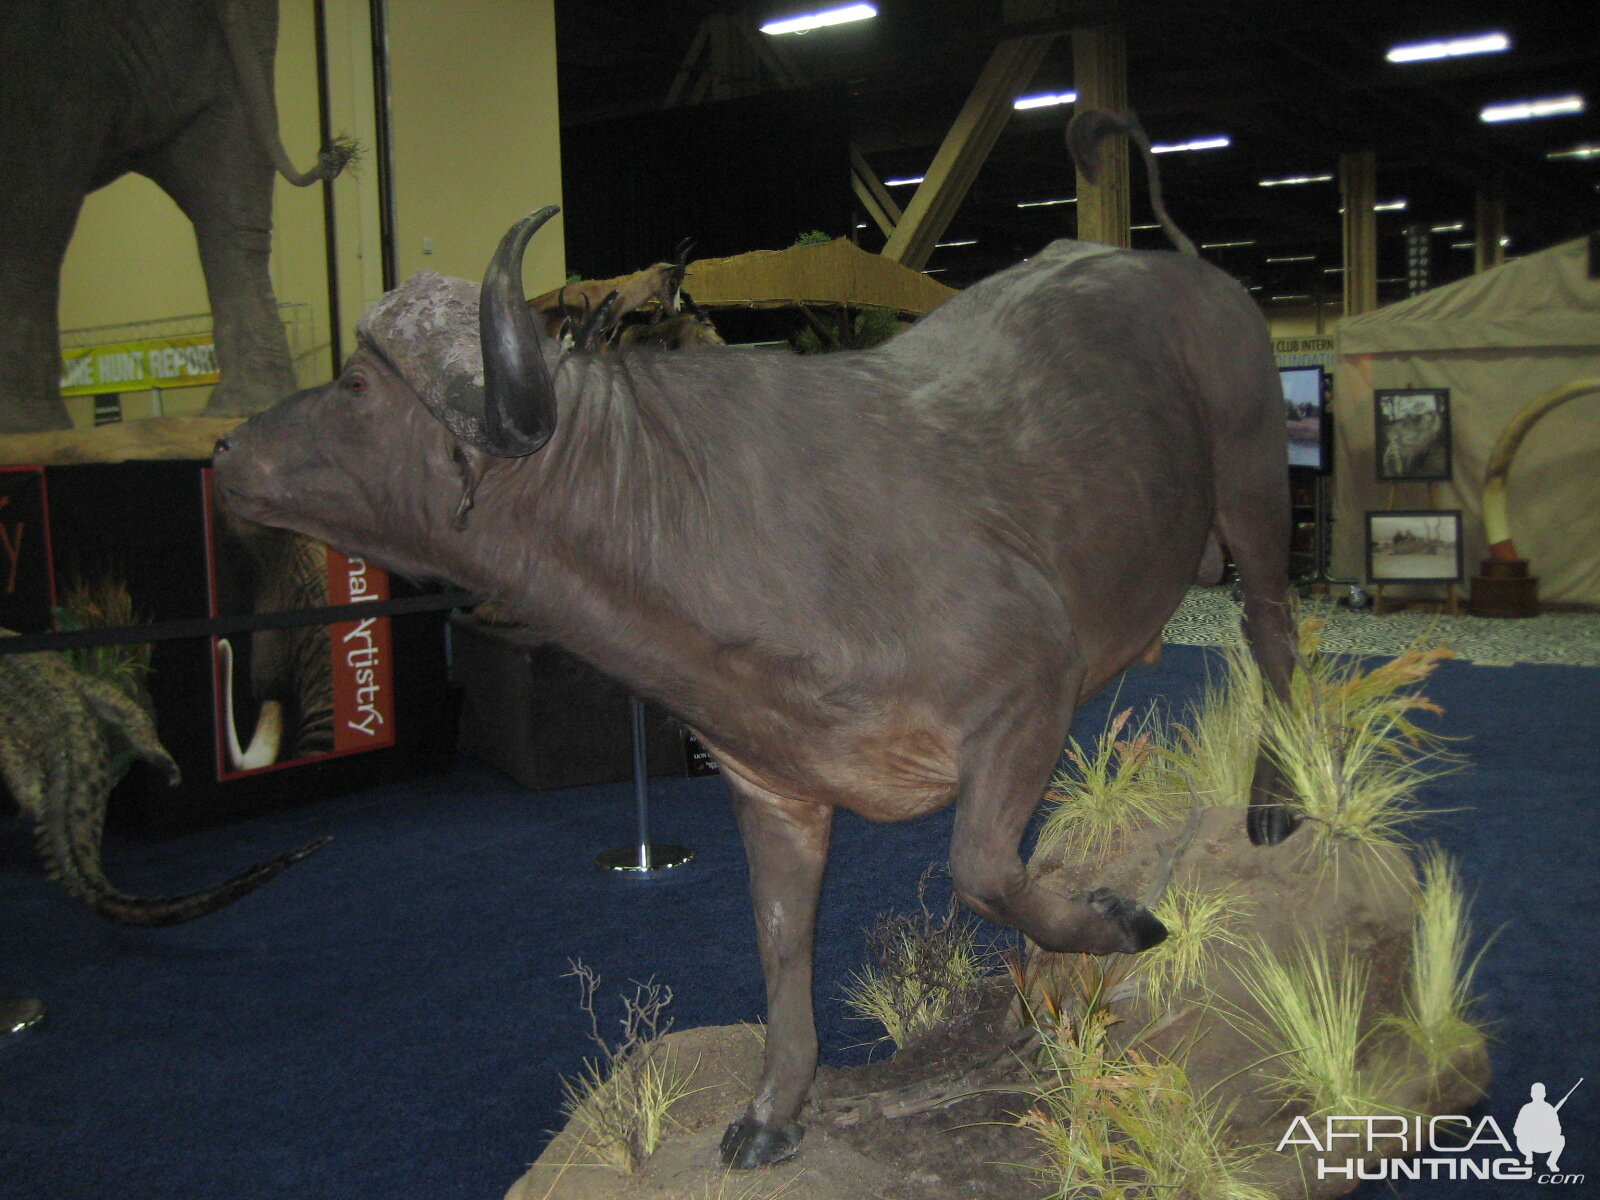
[1037,706,1189,859]
[1389,845,1488,1081]
[54,576,152,700]
[1231,937,1399,1117]
[1018,977,1270,1199]
[557,960,700,1173]
[841,869,991,1048]
[1138,879,1249,1012]
[1167,636,1263,808]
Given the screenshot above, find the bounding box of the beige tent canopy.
[573,237,957,317]
[1331,237,1600,605]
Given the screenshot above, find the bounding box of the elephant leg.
[719,774,832,1169]
[141,100,296,417]
[0,158,83,433]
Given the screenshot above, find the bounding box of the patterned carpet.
[1164,586,1600,666]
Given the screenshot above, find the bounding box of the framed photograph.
[1375,388,1451,481]
[1279,365,1331,474]
[1366,510,1464,584]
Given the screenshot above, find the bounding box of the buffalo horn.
[480,206,561,456]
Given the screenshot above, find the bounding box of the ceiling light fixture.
[1430,222,1465,233]
[1265,254,1316,263]
[1014,91,1078,110]
[1480,94,1586,123]
[1200,239,1255,249]
[1259,173,1334,187]
[935,239,976,248]
[1016,197,1076,207]
[1270,294,1311,302]
[1130,223,1162,230]
[1150,135,1231,154]
[1374,199,1409,211]
[884,175,925,187]
[1547,143,1600,161]
[760,3,876,36]
[1451,242,1474,250]
[1386,32,1510,63]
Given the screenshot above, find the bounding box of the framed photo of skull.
[1374,388,1452,482]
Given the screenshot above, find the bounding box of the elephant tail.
[5,647,330,927]
[217,0,359,187]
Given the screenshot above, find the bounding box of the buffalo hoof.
[1086,887,1167,953]
[1247,802,1301,847]
[720,1114,803,1169]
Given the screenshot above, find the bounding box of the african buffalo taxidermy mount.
[213,107,1298,1169]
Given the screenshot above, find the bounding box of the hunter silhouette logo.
[1516,1079,1582,1173]
[1278,1077,1586,1185]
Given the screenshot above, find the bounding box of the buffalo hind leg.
[1216,472,1300,846]
[720,776,832,1169]
[948,686,1167,955]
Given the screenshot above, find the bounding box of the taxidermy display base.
[1470,557,1540,619]
[508,806,1488,1200]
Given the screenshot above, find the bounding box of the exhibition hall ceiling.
[555,1,1598,300]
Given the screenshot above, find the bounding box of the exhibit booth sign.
[60,334,220,396]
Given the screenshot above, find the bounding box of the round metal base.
[596,843,694,873]
[1,997,45,1037]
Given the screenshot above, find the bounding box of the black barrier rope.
[0,591,486,656]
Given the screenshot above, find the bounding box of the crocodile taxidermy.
[0,632,327,926]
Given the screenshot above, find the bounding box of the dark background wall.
[561,89,854,279]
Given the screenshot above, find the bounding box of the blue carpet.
[1,645,1595,1198]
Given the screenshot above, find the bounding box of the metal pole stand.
[1,997,45,1036]
[595,696,693,873]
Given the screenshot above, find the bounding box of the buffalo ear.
[450,442,496,530]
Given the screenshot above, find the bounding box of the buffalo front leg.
[720,776,832,1169]
[949,685,1167,955]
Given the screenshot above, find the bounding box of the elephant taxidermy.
[0,0,356,433]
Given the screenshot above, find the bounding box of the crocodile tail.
[77,836,333,928]
[14,651,330,927]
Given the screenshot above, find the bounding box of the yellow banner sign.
[60,334,219,396]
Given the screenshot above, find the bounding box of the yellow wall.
[387,0,566,291]
[1264,300,1343,341]
[55,0,563,429]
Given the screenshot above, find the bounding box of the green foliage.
[1162,616,1459,855]
[1389,845,1488,1081]
[1167,635,1264,808]
[1018,974,1271,1199]
[54,576,151,700]
[558,961,701,1173]
[1262,625,1459,854]
[1037,707,1190,860]
[1138,879,1249,1012]
[1231,937,1399,1117]
[791,306,905,354]
[841,870,991,1048]
[789,229,832,246]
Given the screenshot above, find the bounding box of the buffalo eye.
[344,373,368,396]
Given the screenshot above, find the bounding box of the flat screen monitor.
[1280,364,1330,474]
